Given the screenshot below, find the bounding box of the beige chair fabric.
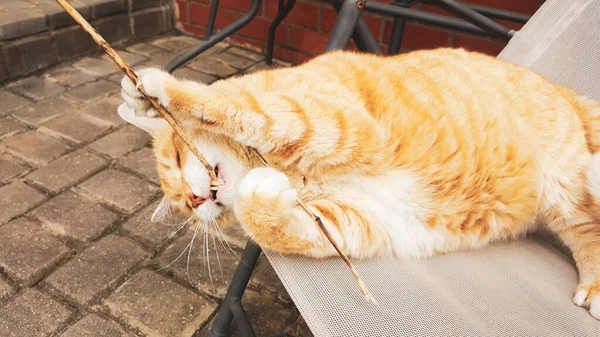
[264,0,600,336]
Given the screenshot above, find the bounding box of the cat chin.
[194,201,224,222]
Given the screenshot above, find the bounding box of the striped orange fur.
[120,48,600,319]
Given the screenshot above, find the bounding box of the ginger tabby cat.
[119,48,600,319]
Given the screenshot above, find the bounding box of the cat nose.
[190,194,206,208]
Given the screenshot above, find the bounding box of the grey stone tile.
[1,130,71,165]
[26,149,108,193]
[0,154,28,184]
[0,289,72,337]
[40,113,111,144]
[11,96,77,126]
[0,91,30,116]
[105,272,217,337]
[88,124,150,158]
[45,235,147,305]
[0,181,45,225]
[65,80,120,103]
[44,65,98,88]
[60,314,130,337]
[7,77,66,101]
[0,218,69,285]
[33,191,119,242]
[77,169,159,213]
[0,117,25,140]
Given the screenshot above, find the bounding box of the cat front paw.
[573,280,600,320]
[121,68,172,117]
[235,168,297,232]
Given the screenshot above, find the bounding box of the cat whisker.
[205,227,215,290]
[153,219,198,273]
[158,216,193,245]
[186,219,203,281]
[211,219,225,280]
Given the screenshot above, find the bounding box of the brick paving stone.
[105,271,217,337]
[0,181,45,225]
[33,191,119,242]
[188,57,238,77]
[126,42,169,57]
[285,315,313,337]
[81,94,126,127]
[215,51,257,70]
[0,154,28,184]
[117,147,159,184]
[0,288,72,337]
[100,50,147,67]
[45,65,98,88]
[121,198,188,247]
[40,113,111,144]
[72,57,120,77]
[173,67,217,84]
[0,218,69,285]
[199,290,295,337]
[228,47,265,62]
[45,235,146,305]
[0,90,30,116]
[65,80,120,103]
[60,314,130,337]
[11,96,77,126]
[26,149,108,193]
[89,124,150,158]
[0,278,14,301]
[151,35,202,52]
[7,76,67,101]
[1,130,71,165]
[77,169,159,213]
[0,117,25,139]
[158,225,241,297]
[2,34,58,78]
[143,51,183,68]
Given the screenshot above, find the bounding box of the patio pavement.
[0,33,312,337]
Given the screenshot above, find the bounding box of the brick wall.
[175,0,544,64]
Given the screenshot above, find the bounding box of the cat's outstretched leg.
[555,222,600,319]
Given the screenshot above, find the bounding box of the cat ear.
[151,196,172,223]
[117,103,168,137]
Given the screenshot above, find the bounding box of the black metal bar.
[466,3,530,24]
[387,16,405,55]
[325,0,366,52]
[165,0,261,73]
[266,0,297,65]
[229,297,257,337]
[328,0,381,54]
[421,0,530,24]
[205,0,220,38]
[209,241,262,337]
[433,0,514,38]
[364,1,507,39]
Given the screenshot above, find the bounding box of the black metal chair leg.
[387,16,406,55]
[325,0,367,52]
[165,0,261,73]
[266,0,297,65]
[328,0,381,54]
[229,297,257,337]
[205,0,220,39]
[209,240,262,337]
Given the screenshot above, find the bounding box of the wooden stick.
[251,149,377,304]
[54,0,222,189]
[55,0,376,304]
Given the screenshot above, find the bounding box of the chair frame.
[164,1,531,336]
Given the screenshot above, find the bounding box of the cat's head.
[118,104,254,224]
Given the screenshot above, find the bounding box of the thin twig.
[251,149,377,304]
[55,0,376,304]
[54,0,222,189]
